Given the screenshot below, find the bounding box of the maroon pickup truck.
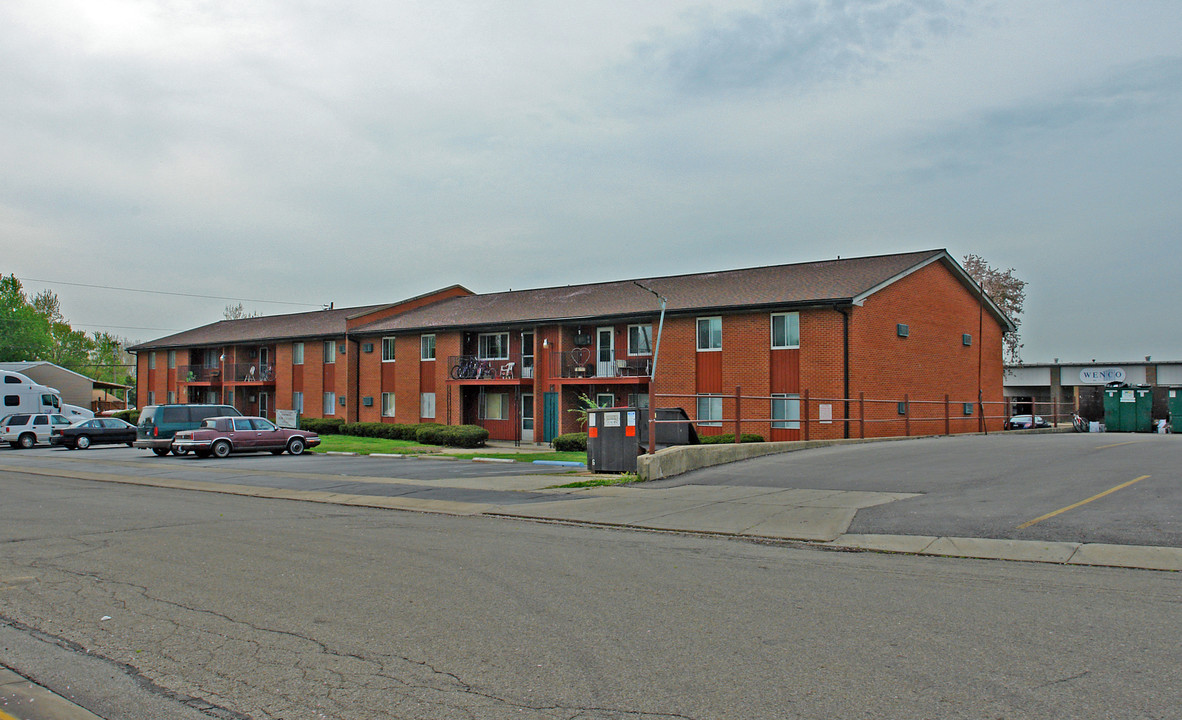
[171,416,320,458]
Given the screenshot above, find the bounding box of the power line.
[17,277,321,307]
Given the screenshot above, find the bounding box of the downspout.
[837,305,851,440]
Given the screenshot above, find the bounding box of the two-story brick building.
[130,250,1014,443]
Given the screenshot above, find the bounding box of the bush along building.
[130,250,1014,444]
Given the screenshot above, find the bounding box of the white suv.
[1,413,73,449]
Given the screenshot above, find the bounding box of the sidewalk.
[1,666,102,720]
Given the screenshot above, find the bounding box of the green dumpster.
[1103,384,1154,432]
[1169,388,1182,433]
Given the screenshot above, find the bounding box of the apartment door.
[597,327,614,377]
[543,392,559,442]
[521,393,534,443]
[259,347,270,378]
[259,391,269,419]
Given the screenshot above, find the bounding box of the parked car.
[1,413,74,448]
[1004,414,1051,430]
[135,404,241,456]
[50,417,137,449]
[171,416,320,458]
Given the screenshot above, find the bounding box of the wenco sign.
[1079,367,1126,384]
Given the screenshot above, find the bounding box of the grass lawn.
[310,435,439,454]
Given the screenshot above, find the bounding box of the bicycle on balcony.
[450,357,495,380]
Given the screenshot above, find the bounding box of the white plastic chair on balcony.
[243,366,257,382]
[615,359,629,376]
[499,362,515,379]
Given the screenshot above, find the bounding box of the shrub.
[113,409,140,425]
[553,432,588,452]
[300,417,345,434]
[340,422,402,440]
[415,424,488,448]
[697,433,765,444]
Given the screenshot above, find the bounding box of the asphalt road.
[658,432,1182,546]
[2,457,1181,719]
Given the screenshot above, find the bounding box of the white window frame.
[696,394,722,426]
[420,392,436,418]
[771,312,800,349]
[324,392,335,415]
[167,350,176,369]
[148,352,156,369]
[147,391,155,405]
[167,391,175,404]
[696,317,722,351]
[477,332,510,360]
[382,337,396,362]
[421,335,436,361]
[479,392,509,420]
[292,391,304,414]
[771,393,801,429]
[292,342,304,365]
[323,340,336,364]
[628,324,653,356]
[596,393,616,408]
[381,392,396,417]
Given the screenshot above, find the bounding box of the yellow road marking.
[0,709,19,720]
[1095,441,1141,449]
[1018,475,1151,529]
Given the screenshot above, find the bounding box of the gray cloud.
[626,0,969,99]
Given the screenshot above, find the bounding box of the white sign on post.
[275,409,298,428]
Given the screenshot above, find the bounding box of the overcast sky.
[2,0,1179,363]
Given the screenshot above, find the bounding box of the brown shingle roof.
[129,304,389,351]
[353,249,961,333]
[131,249,1013,350]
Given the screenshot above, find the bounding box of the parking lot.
[658,431,1182,547]
[2,431,1179,551]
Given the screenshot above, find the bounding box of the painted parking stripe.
[1018,475,1151,530]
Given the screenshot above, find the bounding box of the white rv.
[0,370,93,420]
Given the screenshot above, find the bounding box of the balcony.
[551,350,650,381]
[447,355,534,383]
[178,363,275,384]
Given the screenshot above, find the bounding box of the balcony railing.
[551,350,651,380]
[178,363,275,383]
[447,354,534,381]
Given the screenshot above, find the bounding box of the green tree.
[32,289,93,369]
[962,254,1027,364]
[0,274,53,362]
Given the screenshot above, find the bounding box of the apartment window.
[628,324,653,356]
[479,392,510,420]
[382,337,396,362]
[292,342,304,365]
[420,392,435,418]
[147,391,155,405]
[771,312,800,349]
[697,317,722,351]
[421,335,436,361]
[324,392,335,415]
[596,393,615,408]
[627,393,650,410]
[167,391,176,404]
[381,392,396,417]
[323,341,336,364]
[292,391,304,414]
[771,394,801,429]
[477,333,509,360]
[696,395,722,426]
[167,350,177,369]
[148,353,156,369]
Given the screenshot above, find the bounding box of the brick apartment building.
[130,250,1014,443]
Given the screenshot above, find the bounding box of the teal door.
[543,392,559,442]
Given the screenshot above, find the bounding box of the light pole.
[633,282,667,455]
